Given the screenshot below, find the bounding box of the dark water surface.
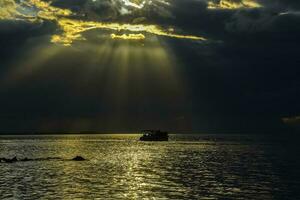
[0,134,299,199]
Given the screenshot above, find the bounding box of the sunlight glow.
[24,0,72,20]
[2,0,189,112]
[208,0,262,9]
[121,0,147,9]
[1,0,206,46]
[111,33,146,40]
[51,18,206,46]
[0,0,14,19]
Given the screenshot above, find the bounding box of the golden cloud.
[208,0,262,9]
[1,0,206,45]
[51,18,206,46]
[111,33,146,40]
[0,0,18,20]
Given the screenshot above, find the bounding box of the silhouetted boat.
[140,130,168,141]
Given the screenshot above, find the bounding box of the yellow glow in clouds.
[208,0,262,9]
[111,33,146,40]
[4,0,206,46]
[50,18,206,46]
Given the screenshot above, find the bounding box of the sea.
[0,134,299,199]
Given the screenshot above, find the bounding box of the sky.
[0,0,299,133]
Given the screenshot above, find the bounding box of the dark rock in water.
[0,156,84,163]
[72,156,85,161]
[1,156,67,163]
[1,156,18,163]
[20,157,33,162]
[22,157,28,161]
[46,157,61,160]
[11,156,17,162]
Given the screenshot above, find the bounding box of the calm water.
[0,134,299,199]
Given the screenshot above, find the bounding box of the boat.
[139,130,168,141]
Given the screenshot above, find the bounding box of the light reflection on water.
[0,134,299,199]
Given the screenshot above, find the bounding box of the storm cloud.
[0,0,299,133]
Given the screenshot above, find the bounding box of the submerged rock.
[0,156,86,163]
[0,156,18,163]
[11,156,17,162]
[72,156,85,161]
[21,157,31,162]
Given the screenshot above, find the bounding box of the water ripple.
[0,134,299,199]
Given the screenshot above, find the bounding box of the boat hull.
[139,130,169,141]
[140,137,168,141]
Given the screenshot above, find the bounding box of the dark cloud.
[261,0,300,9]
[0,20,57,71]
[0,0,299,133]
